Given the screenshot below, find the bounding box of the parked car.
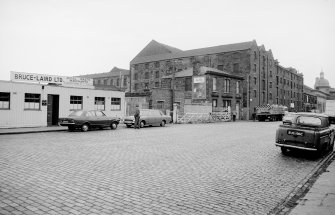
[275,112,335,154]
[124,109,171,128]
[59,110,120,132]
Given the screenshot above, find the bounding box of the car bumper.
[275,143,317,151]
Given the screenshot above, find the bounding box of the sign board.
[192,76,206,99]
[10,71,94,89]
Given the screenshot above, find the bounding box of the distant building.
[303,85,318,112]
[79,67,130,92]
[129,40,304,119]
[310,71,335,112]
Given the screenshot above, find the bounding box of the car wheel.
[110,122,117,130]
[140,121,145,128]
[81,124,89,132]
[160,120,166,127]
[281,147,288,154]
[68,126,75,132]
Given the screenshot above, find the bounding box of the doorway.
[236,102,240,120]
[47,94,59,126]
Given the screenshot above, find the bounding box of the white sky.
[0,0,334,88]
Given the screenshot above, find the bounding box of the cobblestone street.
[0,121,328,215]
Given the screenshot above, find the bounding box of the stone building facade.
[129,40,304,119]
[78,67,130,92]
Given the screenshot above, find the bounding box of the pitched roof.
[131,40,257,64]
[131,40,183,61]
[78,67,129,79]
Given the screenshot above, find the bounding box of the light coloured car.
[124,109,171,128]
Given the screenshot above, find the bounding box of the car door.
[95,110,108,127]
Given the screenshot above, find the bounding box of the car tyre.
[110,122,118,130]
[160,120,166,127]
[140,121,145,128]
[68,126,75,132]
[81,124,89,132]
[281,147,288,154]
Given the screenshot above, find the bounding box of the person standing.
[134,105,140,129]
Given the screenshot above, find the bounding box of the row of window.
[212,99,232,108]
[95,77,128,87]
[213,78,239,94]
[0,92,121,111]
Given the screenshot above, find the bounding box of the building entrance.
[47,94,59,126]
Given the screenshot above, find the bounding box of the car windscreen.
[296,116,322,127]
[69,111,84,117]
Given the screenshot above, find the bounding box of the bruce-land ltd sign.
[10,71,94,88]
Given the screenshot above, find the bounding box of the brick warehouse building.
[129,40,304,119]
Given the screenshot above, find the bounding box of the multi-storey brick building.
[79,67,130,92]
[129,40,304,119]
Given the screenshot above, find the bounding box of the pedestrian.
[232,111,236,122]
[134,105,140,129]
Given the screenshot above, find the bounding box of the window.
[224,79,230,93]
[134,73,138,80]
[134,83,139,91]
[233,63,239,73]
[145,83,149,90]
[254,90,257,98]
[223,100,231,108]
[155,82,160,88]
[123,77,127,86]
[134,64,138,70]
[269,93,272,100]
[213,77,217,91]
[185,77,192,91]
[154,61,160,68]
[262,92,265,102]
[217,65,223,71]
[270,71,272,78]
[254,51,257,60]
[157,101,164,110]
[24,93,40,110]
[116,78,120,86]
[145,72,149,79]
[155,71,160,79]
[254,77,257,85]
[262,80,265,90]
[236,81,240,94]
[70,96,83,110]
[212,99,217,107]
[94,97,105,110]
[253,64,256,72]
[104,79,107,85]
[111,97,121,110]
[269,82,272,88]
[0,92,10,109]
[145,63,149,69]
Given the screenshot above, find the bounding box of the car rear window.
[297,116,322,127]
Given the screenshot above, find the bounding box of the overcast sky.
[0,0,334,88]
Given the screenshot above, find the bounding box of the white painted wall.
[0,81,125,128]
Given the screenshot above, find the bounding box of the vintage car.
[124,109,171,128]
[275,112,335,154]
[59,110,120,132]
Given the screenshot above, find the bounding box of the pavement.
[0,125,334,215]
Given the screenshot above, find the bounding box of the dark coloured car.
[123,109,171,128]
[59,110,120,132]
[275,112,335,154]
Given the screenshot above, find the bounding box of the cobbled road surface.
[0,121,328,215]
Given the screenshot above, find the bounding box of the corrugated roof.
[78,67,129,79]
[131,40,256,64]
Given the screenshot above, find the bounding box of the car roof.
[294,112,329,118]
